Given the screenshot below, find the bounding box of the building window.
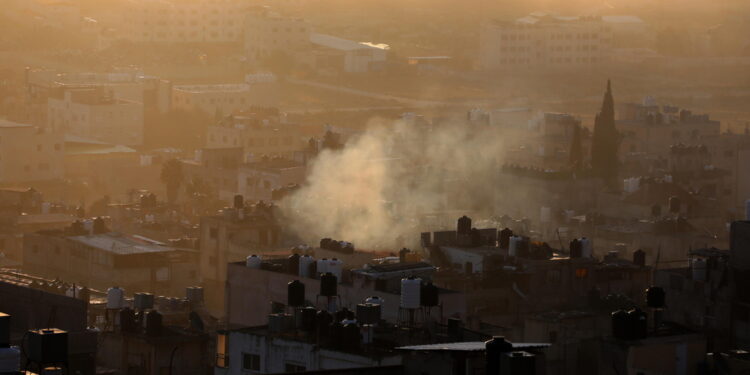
[285,363,305,373]
[243,353,260,371]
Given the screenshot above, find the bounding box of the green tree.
[590,80,619,184]
[160,159,184,205]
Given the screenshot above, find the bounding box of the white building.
[172,84,254,116]
[118,0,251,43]
[479,13,613,70]
[47,87,144,146]
[215,326,402,375]
[0,120,64,183]
[310,33,389,73]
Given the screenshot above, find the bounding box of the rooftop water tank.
[106,287,124,309]
[457,216,472,235]
[400,277,422,309]
[298,255,314,278]
[669,196,681,213]
[509,236,522,257]
[579,237,592,258]
[287,254,300,276]
[420,282,439,307]
[317,258,329,275]
[246,255,262,269]
[287,280,305,307]
[356,303,381,325]
[320,273,337,297]
[134,293,154,310]
[328,258,343,283]
[299,307,317,331]
[611,310,628,339]
[498,228,513,249]
[692,258,707,281]
[119,308,137,333]
[628,308,648,340]
[186,287,204,305]
[633,249,646,267]
[646,286,665,309]
[315,310,333,338]
[27,328,68,364]
[145,310,162,336]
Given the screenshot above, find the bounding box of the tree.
[161,159,184,205]
[590,80,619,184]
[569,123,583,169]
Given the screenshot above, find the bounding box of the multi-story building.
[172,84,253,117]
[199,201,282,315]
[23,224,199,297]
[47,87,144,146]
[118,0,250,43]
[0,119,64,183]
[479,13,613,70]
[244,9,311,65]
[205,113,309,160]
[310,33,389,73]
[238,157,306,202]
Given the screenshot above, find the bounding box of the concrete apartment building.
[244,9,311,65]
[0,120,64,183]
[172,84,253,116]
[310,33,389,73]
[47,87,145,146]
[118,0,250,43]
[23,226,199,297]
[206,113,309,159]
[237,157,306,202]
[479,13,613,70]
[199,202,281,315]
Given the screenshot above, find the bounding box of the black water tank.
[628,308,648,340]
[0,312,9,348]
[420,282,439,307]
[145,310,162,336]
[471,228,481,247]
[669,196,681,213]
[300,307,317,331]
[499,228,513,249]
[28,328,68,363]
[356,304,381,325]
[633,249,646,267]
[287,254,300,275]
[570,239,582,258]
[233,195,244,209]
[611,310,628,339]
[316,310,333,338]
[328,321,343,345]
[646,286,665,309]
[320,272,337,296]
[485,336,513,375]
[457,216,472,235]
[342,322,361,349]
[119,308,137,333]
[447,318,462,339]
[288,280,305,307]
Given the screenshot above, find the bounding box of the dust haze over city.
[0,0,749,374]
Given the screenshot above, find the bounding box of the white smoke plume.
[280,115,510,250]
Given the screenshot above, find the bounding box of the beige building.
[172,84,253,116]
[479,13,613,70]
[47,87,144,146]
[0,120,64,183]
[118,0,250,43]
[206,113,308,159]
[244,9,311,65]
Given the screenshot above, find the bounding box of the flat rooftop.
[173,84,250,93]
[69,232,177,255]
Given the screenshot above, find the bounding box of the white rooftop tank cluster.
[246,255,262,269]
[400,277,422,309]
[106,286,125,309]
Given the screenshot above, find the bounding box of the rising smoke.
[279,115,511,250]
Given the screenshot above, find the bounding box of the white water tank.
[400,277,422,309]
[106,286,124,309]
[692,258,707,281]
[0,347,20,372]
[65,286,81,298]
[328,258,343,283]
[508,236,522,257]
[579,237,593,258]
[298,255,314,278]
[246,255,262,268]
[540,206,551,223]
[83,220,94,235]
[317,258,329,275]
